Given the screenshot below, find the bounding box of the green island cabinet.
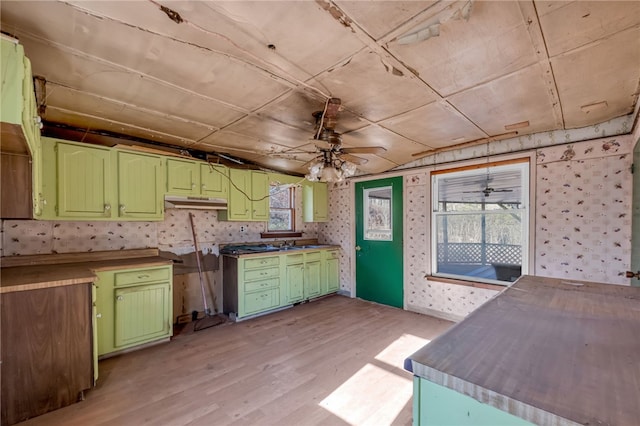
[219,169,269,221]
[222,248,340,320]
[166,158,228,199]
[95,265,173,357]
[40,137,166,221]
[303,182,329,222]
[0,35,44,217]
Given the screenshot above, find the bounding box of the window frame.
[266,184,296,233]
[430,159,530,285]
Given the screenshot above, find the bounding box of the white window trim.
[430,161,530,286]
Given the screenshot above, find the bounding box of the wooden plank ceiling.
[1,1,639,175]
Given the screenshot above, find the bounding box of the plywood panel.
[537,0,640,56]
[387,1,538,96]
[552,26,640,128]
[44,108,197,148]
[46,85,217,141]
[341,125,430,166]
[313,49,437,122]
[334,0,437,40]
[209,1,366,76]
[222,116,322,149]
[380,101,486,148]
[448,63,560,136]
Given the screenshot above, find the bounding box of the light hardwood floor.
[20,295,452,426]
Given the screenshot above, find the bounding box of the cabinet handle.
[120,204,126,213]
[201,184,206,189]
[138,274,150,279]
[260,272,267,276]
[104,203,111,213]
[191,183,196,189]
[116,295,124,301]
[96,313,102,318]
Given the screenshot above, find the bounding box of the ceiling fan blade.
[341,146,387,155]
[339,153,368,165]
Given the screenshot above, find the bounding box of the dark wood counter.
[406,275,640,426]
[1,253,172,293]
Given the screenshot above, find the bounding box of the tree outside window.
[268,184,295,232]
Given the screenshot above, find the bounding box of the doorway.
[355,177,403,308]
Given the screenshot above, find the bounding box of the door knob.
[355,246,361,251]
[625,271,640,279]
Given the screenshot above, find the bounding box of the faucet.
[283,240,294,248]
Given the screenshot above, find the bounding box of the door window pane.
[364,186,392,241]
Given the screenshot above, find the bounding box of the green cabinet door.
[114,282,171,348]
[166,158,200,196]
[326,252,340,293]
[286,263,304,303]
[200,163,228,198]
[251,171,269,220]
[56,141,113,218]
[117,151,164,220]
[305,259,322,298]
[222,168,251,220]
[303,182,329,222]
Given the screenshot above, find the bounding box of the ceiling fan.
[463,186,514,197]
[303,98,386,181]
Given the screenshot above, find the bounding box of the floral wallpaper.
[1,186,319,257]
[535,136,633,284]
[318,180,352,291]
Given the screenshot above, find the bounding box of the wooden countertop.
[406,275,640,426]
[1,256,172,294]
[222,244,341,258]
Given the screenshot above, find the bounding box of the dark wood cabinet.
[0,152,32,219]
[1,283,93,426]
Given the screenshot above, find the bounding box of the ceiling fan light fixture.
[320,164,342,182]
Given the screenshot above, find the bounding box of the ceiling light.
[305,154,356,183]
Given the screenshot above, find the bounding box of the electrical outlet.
[240,226,245,232]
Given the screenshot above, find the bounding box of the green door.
[355,177,403,308]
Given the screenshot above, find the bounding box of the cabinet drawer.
[245,278,279,293]
[305,251,322,262]
[244,289,279,315]
[286,253,304,265]
[326,250,340,259]
[244,267,279,281]
[244,256,279,269]
[115,267,170,287]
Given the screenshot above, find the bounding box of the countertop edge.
[411,364,580,426]
[221,245,341,258]
[1,257,173,293]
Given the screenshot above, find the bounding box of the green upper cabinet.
[166,158,200,196]
[303,182,329,222]
[116,151,164,220]
[42,138,114,219]
[166,158,228,199]
[251,171,269,221]
[1,36,43,218]
[200,163,227,198]
[220,169,268,221]
[221,168,252,220]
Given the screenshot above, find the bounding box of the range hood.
[164,195,227,210]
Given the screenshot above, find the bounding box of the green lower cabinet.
[304,256,322,299]
[413,378,533,426]
[286,262,305,303]
[96,265,172,357]
[325,250,340,293]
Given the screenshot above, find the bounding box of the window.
[364,186,393,241]
[268,184,295,232]
[432,160,529,284]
